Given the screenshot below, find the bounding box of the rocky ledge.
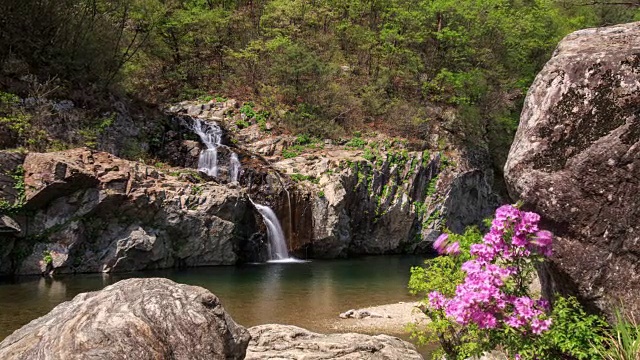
[0,278,250,360]
[0,148,258,275]
[246,324,423,359]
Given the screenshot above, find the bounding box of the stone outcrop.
[269,148,497,258]
[504,22,640,318]
[246,324,423,359]
[2,148,259,275]
[0,278,250,360]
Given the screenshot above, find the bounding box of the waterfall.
[193,118,222,176]
[230,152,241,183]
[253,203,290,260]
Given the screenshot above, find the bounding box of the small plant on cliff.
[42,251,53,265]
[282,148,300,159]
[345,136,366,149]
[409,204,609,359]
[0,165,26,213]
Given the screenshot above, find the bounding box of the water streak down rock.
[0,278,250,360]
[504,22,640,318]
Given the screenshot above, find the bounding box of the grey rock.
[0,215,20,233]
[246,324,423,360]
[188,104,203,116]
[160,140,203,168]
[504,22,640,318]
[12,148,254,275]
[0,278,250,360]
[340,309,356,319]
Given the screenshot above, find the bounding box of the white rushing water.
[193,119,223,176]
[230,152,241,183]
[252,203,298,261]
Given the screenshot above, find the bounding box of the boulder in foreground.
[0,278,250,360]
[246,324,423,359]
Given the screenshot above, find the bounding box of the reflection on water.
[0,256,426,341]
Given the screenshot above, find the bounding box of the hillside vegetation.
[0,0,638,165]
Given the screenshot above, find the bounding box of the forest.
[0,0,638,166]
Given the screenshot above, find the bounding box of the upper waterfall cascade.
[192,118,241,180]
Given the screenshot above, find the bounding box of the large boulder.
[246,324,423,359]
[0,278,250,359]
[504,22,640,318]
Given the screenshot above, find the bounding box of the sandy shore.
[323,301,429,335]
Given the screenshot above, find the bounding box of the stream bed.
[0,255,426,341]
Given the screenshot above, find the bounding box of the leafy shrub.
[240,103,256,119]
[282,147,301,159]
[409,204,610,359]
[235,119,249,129]
[290,173,318,184]
[345,136,366,149]
[0,165,26,213]
[42,251,53,265]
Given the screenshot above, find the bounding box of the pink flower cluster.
[434,233,460,255]
[429,205,553,335]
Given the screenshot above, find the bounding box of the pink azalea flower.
[433,233,448,254]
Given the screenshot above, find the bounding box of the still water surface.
[0,256,425,341]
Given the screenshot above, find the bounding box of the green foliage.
[0,91,32,146]
[318,190,325,198]
[235,119,250,129]
[290,173,319,184]
[282,147,300,159]
[240,103,257,119]
[0,165,26,213]
[282,134,323,158]
[191,184,204,196]
[42,251,53,265]
[363,148,377,162]
[295,134,312,146]
[536,296,608,360]
[597,309,640,360]
[426,176,439,198]
[345,136,366,149]
[74,113,115,148]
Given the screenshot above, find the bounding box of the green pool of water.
[0,256,427,342]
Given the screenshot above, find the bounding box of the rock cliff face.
[1,148,258,275]
[0,98,499,275]
[269,148,497,258]
[504,22,640,318]
[0,278,250,360]
[246,324,423,359]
